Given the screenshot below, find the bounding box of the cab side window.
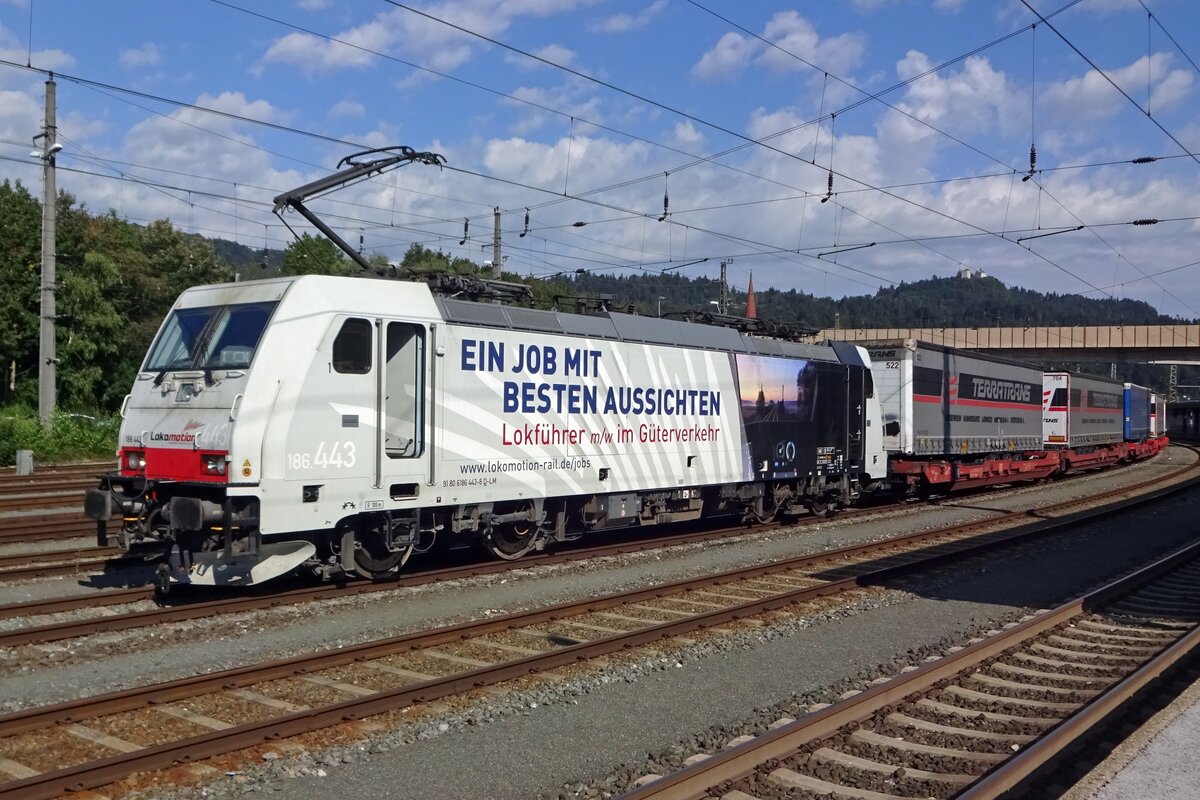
[385,322,425,458]
[333,318,372,374]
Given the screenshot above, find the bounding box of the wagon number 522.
[287,441,357,470]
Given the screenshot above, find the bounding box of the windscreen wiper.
[153,360,186,387]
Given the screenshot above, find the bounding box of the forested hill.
[567,272,1183,329]
[0,171,1191,414]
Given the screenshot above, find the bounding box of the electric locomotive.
[86,275,888,589]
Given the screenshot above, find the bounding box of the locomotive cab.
[86,276,442,588]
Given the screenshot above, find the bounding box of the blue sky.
[2,0,1199,318]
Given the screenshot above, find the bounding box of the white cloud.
[261,26,385,74]
[0,86,42,145]
[1041,54,1193,124]
[672,121,703,148]
[328,99,365,118]
[506,43,576,69]
[260,2,599,76]
[588,0,667,34]
[692,12,865,81]
[296,0,329,9]
[0,22,74,75]
[757,12,866,77]
[692,31,757,80]
[0,25,77,162]
[536,43,575,67]
[119,44,162,70]
[503,83,601,135]
[892,51,1022,135]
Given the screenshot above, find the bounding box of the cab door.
[378,320,429,501]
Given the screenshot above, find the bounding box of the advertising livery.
[87,275,887,590]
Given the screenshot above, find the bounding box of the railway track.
[0,450,1196,798]
[1,448,1196,649]
[0,461,111,544]
[0,544,136,583]
[0,462,108,504]
[0,461,108,482]
[0,514,97,545]
[618,535,1200,800]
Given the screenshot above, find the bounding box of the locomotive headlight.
[124,450,146,471]
[201,454,228,475]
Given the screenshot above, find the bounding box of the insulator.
[820,169,834,203]
[1131,218,1159,225]
[1131,156,1158,164]
[459,217,468,245]
[658,192,669,222]
[1028,144,1037,173]
[520,208,530,238]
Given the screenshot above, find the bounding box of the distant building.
[957,268,989,279]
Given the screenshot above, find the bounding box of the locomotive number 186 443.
[286,441,357,471]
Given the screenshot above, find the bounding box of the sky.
[1,0,1199,319]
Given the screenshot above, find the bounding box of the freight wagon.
[1124,383,1152,442]
[865,339,1058,495]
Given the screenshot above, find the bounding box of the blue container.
[1123,383,1151,442]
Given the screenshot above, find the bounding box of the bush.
[0,407,120,467]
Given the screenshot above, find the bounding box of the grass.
[0,407,119,467]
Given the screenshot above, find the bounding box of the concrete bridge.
[814,325,1200,364]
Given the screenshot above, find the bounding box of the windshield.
[144,301,277,372]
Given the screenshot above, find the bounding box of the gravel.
[0,454,1182,710]
[0,449,1193,799]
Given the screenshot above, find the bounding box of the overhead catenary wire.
[680,0,1200,313]
[1138,0,1200,78]
[3,7,1196,312]
[0,11,1133,298]
[1019,0,1200,169]
[380,0,1130,300]
[10,142,1195,294]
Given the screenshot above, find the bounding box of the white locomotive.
[86,274,888,588]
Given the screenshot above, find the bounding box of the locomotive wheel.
[753,485,785,524]
[809,496,836,518]
[154,563,172,596]
[352,518,414,580]
[484,503,538,560]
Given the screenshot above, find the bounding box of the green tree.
[57,252,127,408]
[281,234,355,276]
[399,243,483,276]
[0,180,42,405]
